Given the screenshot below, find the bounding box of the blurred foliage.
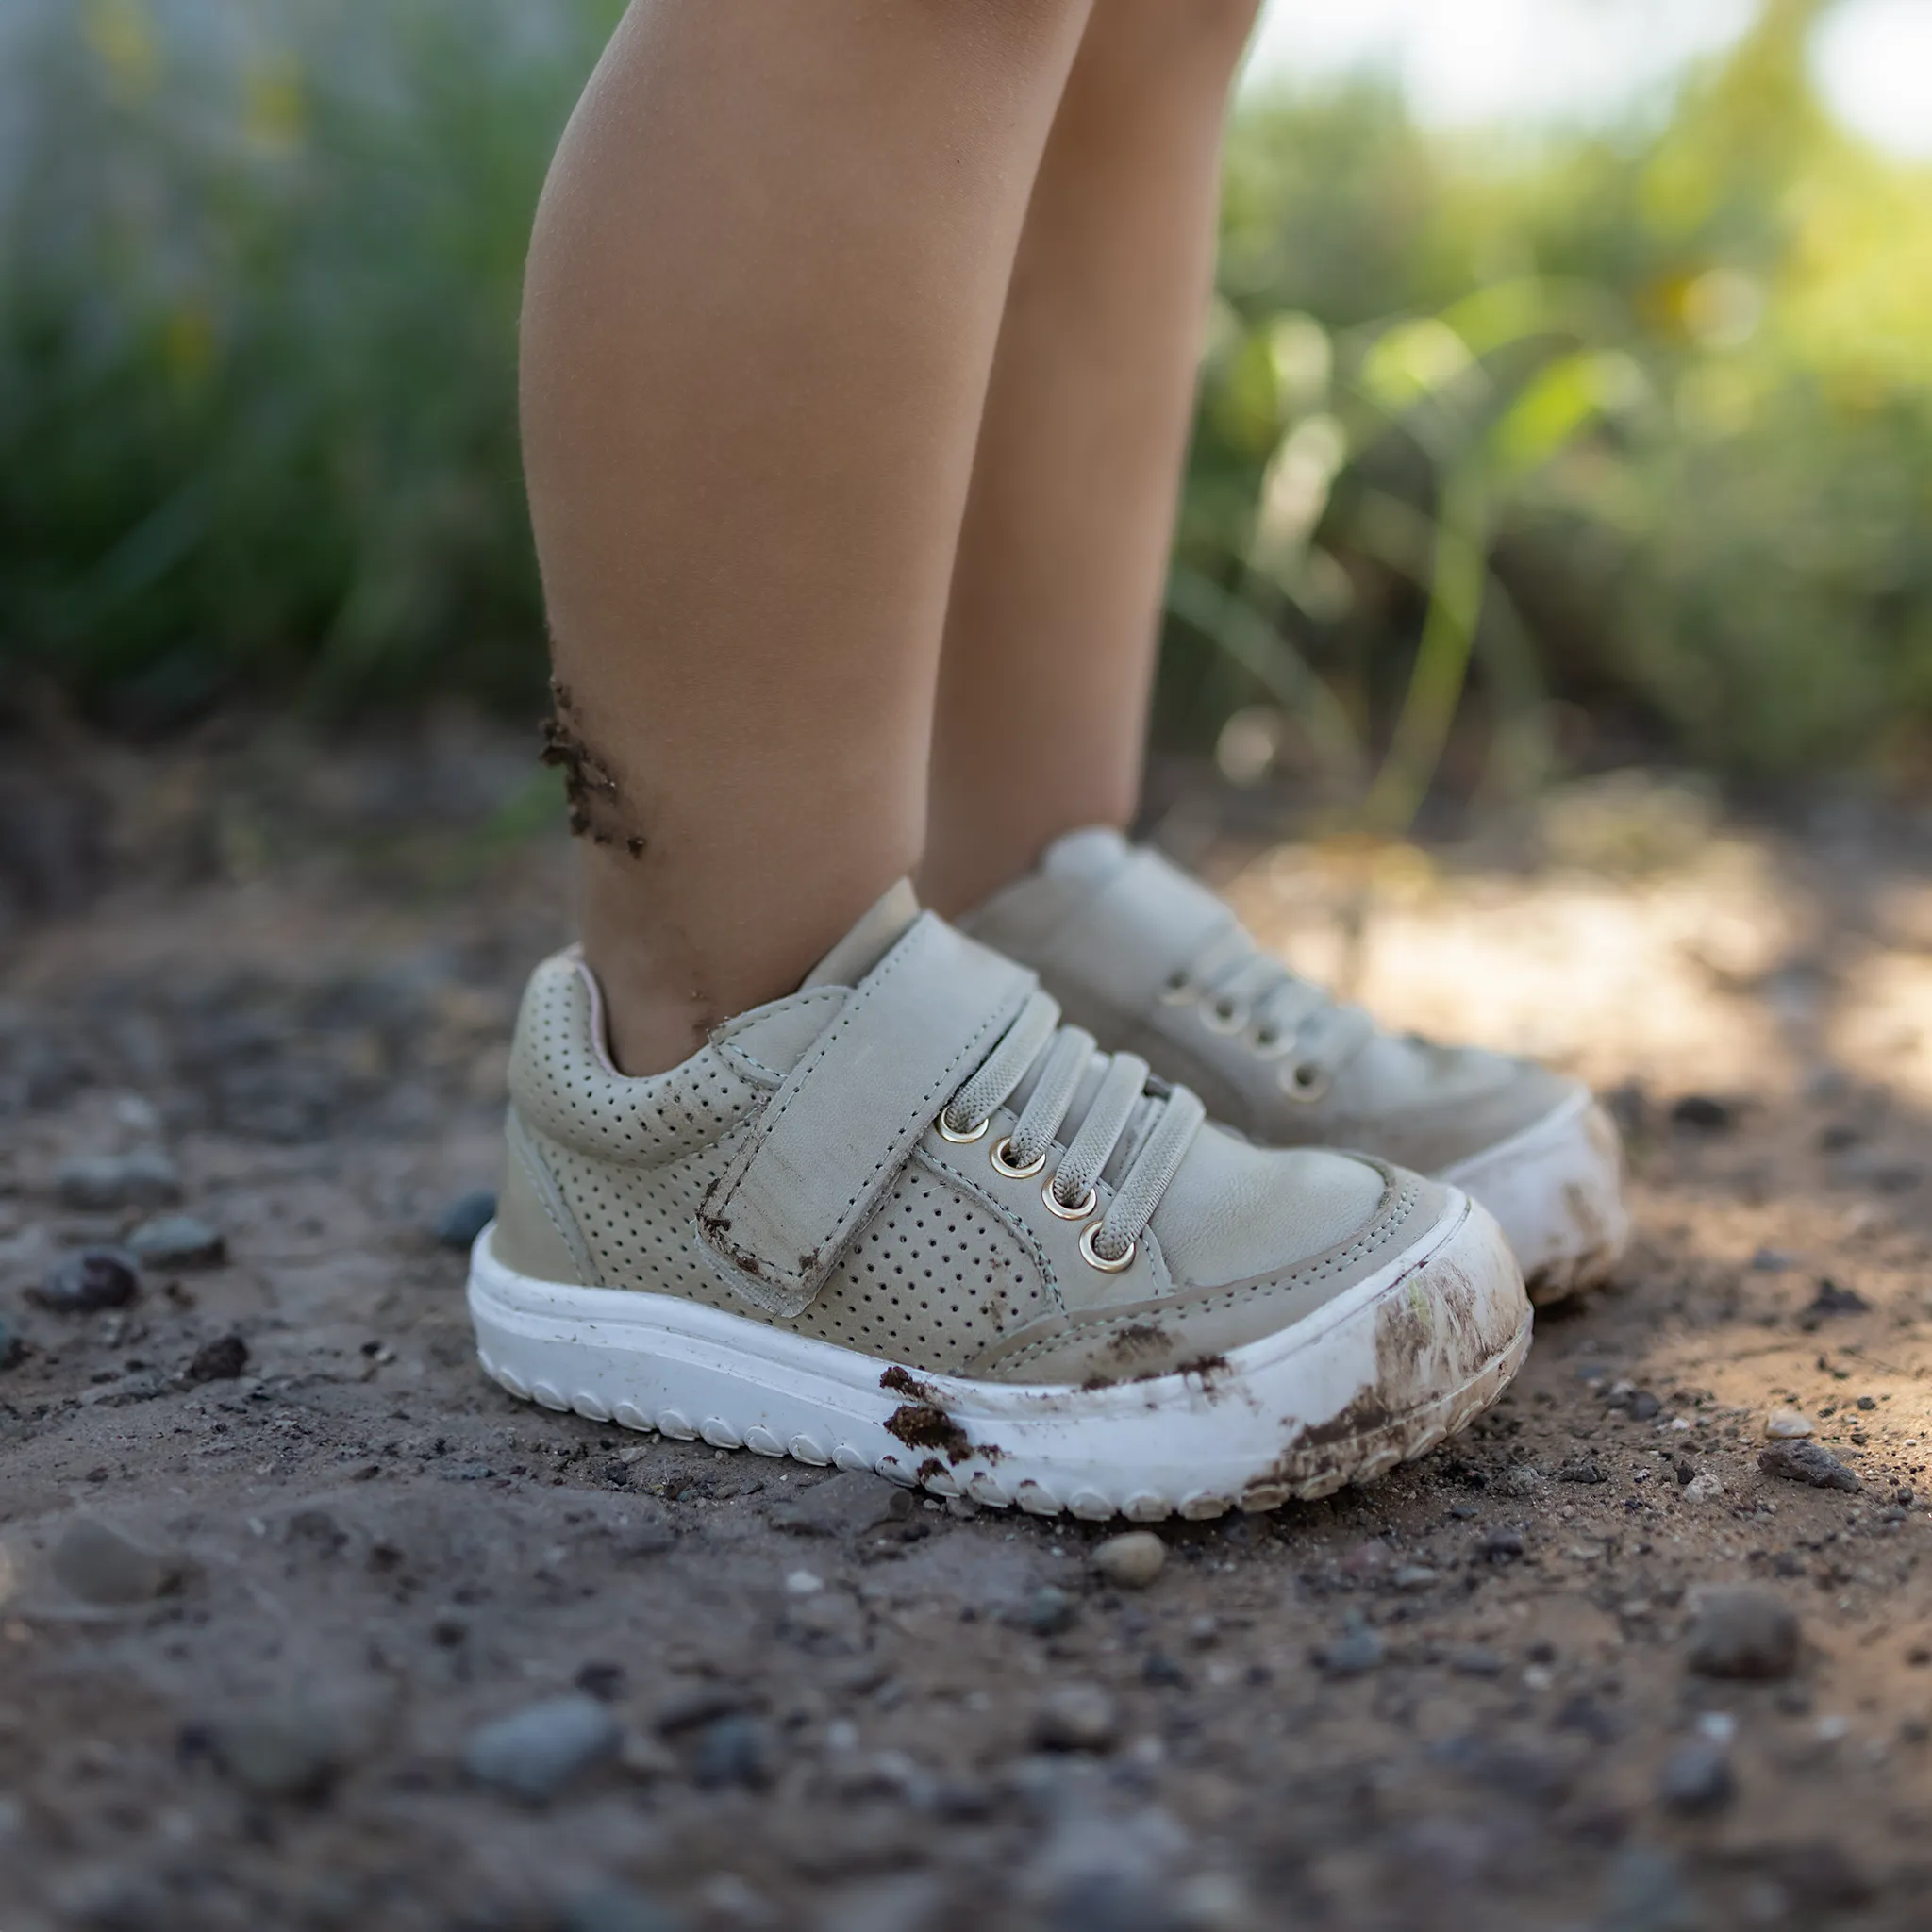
[3,0,1929,805]
[0,0,618,725]
[1174,0,1932,815]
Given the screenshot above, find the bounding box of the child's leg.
[921,0,1260,917]
[520,0,1093,1074]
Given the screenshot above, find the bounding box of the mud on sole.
[467,1193,1530,1523]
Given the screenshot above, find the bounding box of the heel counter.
[492,1109,592,1285]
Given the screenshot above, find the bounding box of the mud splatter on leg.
[539,679,646,857]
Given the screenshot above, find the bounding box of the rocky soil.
[4,732,1932,1930]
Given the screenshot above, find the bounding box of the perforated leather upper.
[495,930,1469,1385]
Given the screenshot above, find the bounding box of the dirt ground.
[4,726,1932,1931]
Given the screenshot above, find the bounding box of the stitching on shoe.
[508,1113,596,1286]
[708,922,1027,1291]
[710,989,849,1084]
[985,1174,1426,1374]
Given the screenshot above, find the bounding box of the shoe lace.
[1160,927,1376,1094]
[937,991,1205,1270]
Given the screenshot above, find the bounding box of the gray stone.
[185,1334,249,1383]
[1317,1628,1386,1677]
[1601,1845,1704,1932]
[50,1517,182,1605]
[1657,1737,1734,1814]
[1022,1585,1079,1637]
[433,1188,497,1249]
[1758,1439,1860,1493]
[1449,1645,1505,1678]
[691,1712,774,1789]
[768,1470,915,1536]
[56,1150,181,1212]
[465,1693,620,1803]
[1091,1531,1165,1591]
[558,1884,686,1932]
[1391,1565,1439,1592]
[31,1246,139,1312]
[1496,1466,1542,1498]
[127,1213,226,1269]
[1032,1683,1120,1753]
[209,1701,348,1801]
[1686,1586,1801,1680]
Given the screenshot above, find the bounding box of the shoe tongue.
[800,879,921,989]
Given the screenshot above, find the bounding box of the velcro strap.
[695,912,1035,1318]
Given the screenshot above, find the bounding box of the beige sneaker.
[469,886,1530,1521]
[963,829,1628,1304]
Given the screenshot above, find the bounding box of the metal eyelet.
[1199,996,1250,1036]
[1158,974,1196,1008]
[1079,1224,1136,1273]
[1043,1174,1099,1221]
[1279,1061,1332,1104]
[990,1136,1047,1180]
[937,1111,991,1144]
[1251,1026,1294,1060]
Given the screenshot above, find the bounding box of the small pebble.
[1750,1248,1798,1273]
[1670,1093,1733,1130]
[558,1884,686,1932]
[1391,1565,1439,1592]
[1496,1466,1542,1498]
[1032,1682,1119,1753]
[1657,1737,1735,1814]
[1759,1439,1860,1493]
[30,1247,139,1313]
[1602,1844,1702,1932]
[1557,1457,1607,1485]
[207,1701,347,1801]
[1338,1538,1392,1577]
[1686,1586,1801,1681]
[433,1189,497,1250]
[1682,1472,1725,1503]
[769,1470,914,1536]
[1803,1277,1871,1322]
[1091,1531,1165,1591]
[1022,1585,1078,1637]
[50,1517,182,1605]
[1318,1628,1386,1677]
[1482,1526,1525,1560]
[185,1335,249,1384]
[1627,1391,1662,1422]
[1764,1409,1812,1440]
[464,1693,619,1803]
[691,1712,774,1789]
[127,1214,226,1269]
[56,1150,181,1212]
[1449,1645,1504,1678]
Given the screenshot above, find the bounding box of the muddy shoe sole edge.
[467,1190,1529,1523]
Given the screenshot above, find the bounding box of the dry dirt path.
[3,760,1931,1931]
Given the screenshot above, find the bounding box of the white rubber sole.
[467,1191,1530,1522]
[1439,1088,1629,1305]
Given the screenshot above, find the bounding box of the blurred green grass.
[4,0,1929,812]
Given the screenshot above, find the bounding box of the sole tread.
[478,1310,1530,1523]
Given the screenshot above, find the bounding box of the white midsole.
[466,1191,1530,1521]
[1438,1087,1629,1299]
